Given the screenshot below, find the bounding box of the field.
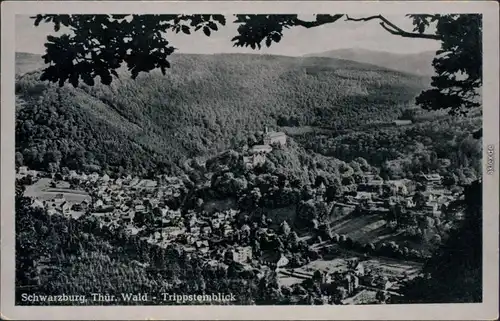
[278,253,423,288]
[328,210,437,255]
[329,212,394,243]
[24,178,91,202]
[297,257,350,275]
[362,258,422,280]
[23,178,91,219]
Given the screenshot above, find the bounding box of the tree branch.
[345,15,442,41]
[293,14,345,28]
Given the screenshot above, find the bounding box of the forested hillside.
[296,110,482,184]
[15,52,428,176]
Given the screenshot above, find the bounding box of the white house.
[101,174,110,183]
[250,145,273,154]
[232,246,253,264]
[18,166,28,175]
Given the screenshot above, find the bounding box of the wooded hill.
[15,52,429,176]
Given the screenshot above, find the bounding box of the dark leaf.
[181,25,191,34]
[203,26,211,36]
[213,15,226,26]
[34,15,43,26]
[208,21,218,31]
[46,35,58,43]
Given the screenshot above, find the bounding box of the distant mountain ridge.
[304,48,436,77]
[15,52,45,76]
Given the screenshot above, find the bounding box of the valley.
[14,50,482,306]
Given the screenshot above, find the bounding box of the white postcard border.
[1,1,499,320]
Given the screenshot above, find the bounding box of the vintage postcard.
[1,1,499,320]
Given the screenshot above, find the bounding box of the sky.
[15,14,440,56]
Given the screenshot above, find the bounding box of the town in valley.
[16,127,465,305]
[13,12,483,307]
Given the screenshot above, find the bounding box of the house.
[18,166,28,175]
[135,205,146,213]
[243,154,266,168]
[163,226,186,239]
[121,211,135,222]
[420,173,442,185]
[68,170,78,178]
[240,224,251,237]
[355,192,373,201]
[129,177,140,187]
[52,194,66,205]
[89,173,100,182]
[250,145,273,154]
[188,216,198,227]
[223,225,234,237]
[149,198,160,208]
[263,127,287,146]
[191,226,201,235]
[60,202,71,214]
[195,240,209,251]
[212,220,222,229]
[436,195,453,206]
[317,182,327,196]
[231,246,253,264]
[143,180,158,188]
[404,198,416,208]
[31,199,45,209]
[226,209,239,219]
[373,276,393,291]
[261,250,289,270]
[424,202,440,215]
[387,180,409,195]
[348,260,365,277]
[343,273,360,295]
[201,226,212,235]
[167,209,182,219]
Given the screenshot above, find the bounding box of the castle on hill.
[243,127,287,168]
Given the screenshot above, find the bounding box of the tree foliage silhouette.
[33,13,481,115]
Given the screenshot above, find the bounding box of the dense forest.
[15,52,428,176]
[295,110,482,184]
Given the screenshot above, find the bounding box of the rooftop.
[265,131,286,138]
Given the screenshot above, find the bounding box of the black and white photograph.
[1,1,499,320]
